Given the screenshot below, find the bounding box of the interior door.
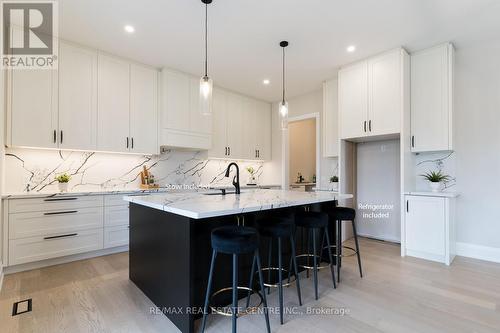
[97,54,130,153]
[10,68,57,148]
[405,196,445,255]
[208,88,228,158]
[58,42,98,151]
[368,50,401,136]
[130,64,158,154]
[339,61,368,139]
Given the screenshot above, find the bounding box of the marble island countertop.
[124,189,353,219]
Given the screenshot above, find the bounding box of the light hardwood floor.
[1,238,500,333]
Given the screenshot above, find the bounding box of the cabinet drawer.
[9,228,104,265]
[104,225,129,249]
[104,205,129,227]
[9,207,104,239]
[104,194,130,207]
[9,195,103,213]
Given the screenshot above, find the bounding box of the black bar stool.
[324,207,363,282]
[247,216,302,325]
[201,226,271,333]
[294,211,336,300]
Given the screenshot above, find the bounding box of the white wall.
[453,38,500,249]
[263,89,338,189]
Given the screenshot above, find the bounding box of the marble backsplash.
[4,148,266,194]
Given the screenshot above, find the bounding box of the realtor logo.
[1,0,58,69]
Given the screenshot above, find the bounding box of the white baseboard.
[456,242,500,264]
[4,246,128,275]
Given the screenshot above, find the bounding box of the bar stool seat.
[295,211,328,228]
[211,226,259,254]
[329,206,355,221]
[256,217,294,238]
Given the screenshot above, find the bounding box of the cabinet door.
[368,50,401,136]
[10,69,57,148]
[338,61,368,139]
[225,92,244,159]
[411,44,452,152]
[323,79,339,157]
[256,101,272,160]
[405,196,445,256]
[130,64,158,154]
[161,70,190,131]
[97,54,130,153]
[58,42,98,151]
[242,97,258,159]
[189,77,212,135]
[209,87,228,158]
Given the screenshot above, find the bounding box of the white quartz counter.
[124,189,353,219]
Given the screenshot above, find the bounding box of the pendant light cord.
[282,47,285,103]
[204,3,208,77]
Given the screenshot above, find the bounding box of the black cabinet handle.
[228,147,230,155]
[406,200,409,213]
[364,121,367,132]
[44,197,77,202]
[131,137,134,149]
[126,137,129,149]
[369,120,372,132]
[53,130,56,143]
[44,233,78,240]
[44,210,78,216]
[225,147,228,156]
[258,150,260,158]
[411,136,415,148]
[60,130,63,144]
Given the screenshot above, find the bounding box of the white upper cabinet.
[339,48,408,140]
[208,87,271,160]
[368,50,402,136]
[58,42,98,151]
[130,64,158,154]
[9,68,58,148]
[97,54,131,153]
[323,78,339,157]
[411,43,454,152]
[160,69,212,150]
[339,61,368,139]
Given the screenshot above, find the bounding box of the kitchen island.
[124,189,352,333]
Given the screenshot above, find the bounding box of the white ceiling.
[59,0,500,102]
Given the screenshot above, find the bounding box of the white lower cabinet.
[4,194,131,268]
[404,194,456,265]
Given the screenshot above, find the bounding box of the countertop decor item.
[420,170,451,192]
[140,166,159,189]
[55,173,71,192]
[245,166,257,185]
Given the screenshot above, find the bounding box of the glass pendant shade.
[199,76,213,115]
[279,100,288,129]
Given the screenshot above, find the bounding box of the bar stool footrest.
[209,286,264,317]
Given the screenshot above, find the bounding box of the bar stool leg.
[201,250,217,333]
[351,219,363,278]
[232,254,238,333]
[245,254,256,309]
[324,226,337,289]
[312,228,319,300]
[255,250,271,333]
[278,237,284,325]
[290,235,302,306]
[267,238,273,294]
[336,219,341,283]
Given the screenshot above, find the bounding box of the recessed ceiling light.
[124,25,135,33]
[347,45,356,53]
[263,79,270,85]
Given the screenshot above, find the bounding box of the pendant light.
[200,0,213,115]
[279,41,289,130]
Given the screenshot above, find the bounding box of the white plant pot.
[247,175,256,185]
[331,182,339,191]
[58,182,69,192]
[429,182,441,192]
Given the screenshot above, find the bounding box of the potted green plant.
[246,166,257,185]
[55,173,71,192]
[329,175,339,191]
[420,171,450,192]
